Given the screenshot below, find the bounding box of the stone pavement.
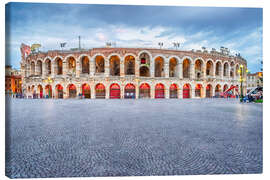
[5,98,262,178]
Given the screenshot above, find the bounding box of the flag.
[20,43,31,58]
[60,42,67,48]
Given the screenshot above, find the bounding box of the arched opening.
[37,85,43,98]
[67,57,76,75]
[206,84,212,98]
[139,52,150,66]
[45,85,52,98]
[183,59,191,78]
[56,58,63,75]
[124,83,135,99]
[37,60,42,75]
[30,62,35,75]
[110,83,120,99]
[215,84,221,97]
[31,85,36,98]
[170,84,178,98]
[82,83,91,98]
[124,55,135,75]
[195,84,203,98]
[223,84,228,92]
[68,84,77,98]
[230,62,234,78]
[45,59,51,75]
[206,61,214,76]
[95,56,105,73]
[235,64,239,77]
[110,55,120,76]
[155,83,165,98]
[139,66,150,77]
[81,56,90,74]
[183,84,191,98]
[195,59,203,79]
[215,61,221,76]
[155,56,164,77]
[139,83,150,98]
[95,83,105,99]
[223,62,229,77]
[55,84,63,99]
[169,58,178,77]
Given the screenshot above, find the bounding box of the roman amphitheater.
[21,47,247,99]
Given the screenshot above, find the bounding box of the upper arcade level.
[21,47,247,81]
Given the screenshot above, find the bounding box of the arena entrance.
[37,85,43,98]
[95,83,105,99]
[183,84,191,98]
[68,84,77,98]
[170,84,178,98]
[56,84,63,99]
[45,85,52,98]
[139,83,150,98]
[155,83,165,98]
[124,83,135,99]
[110,83,121,99]
[195,84,202,98]
[206,84,212,98]
[82,83,91,98]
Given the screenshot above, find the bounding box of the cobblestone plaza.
[6,98,262,178]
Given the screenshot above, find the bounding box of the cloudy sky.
[6,2,262,72]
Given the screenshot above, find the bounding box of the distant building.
[5,65,22,94]
[247,72,263,90]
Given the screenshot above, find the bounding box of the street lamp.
[238,65,248,102]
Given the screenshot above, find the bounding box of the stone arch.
[139,83,151,99]
[183,83,191,98]
[54,57,63,75]
[215,60,222,76]
[223,61,229,77]
[155,83,165,98]
[110,83,121,99]
[154,56,165,77]
[81,83,91,98]
[124,83,136,99]
[195,84,203,98]
[223,84,228,92]
[206,84,213,98]
[67,84,77,98]
[230,61,235,78]
[109,55,121,76]
[206,59,214,76]
[182,58,192,78]
[170,83,178,98]
[55,84,63,99]
[79,55,90,74]
[215,84,221,96]
[95,83,106,99]
[194,58,204,79]
[37,84,43,98]
[45,84,52,98]
[30,61,35,75]
[44,58,52,75]
[66,56,76,75]
[169,56,179,77]
[94,55,105,73]
[235,63,240,77]
[36,60,43,75]
[124,55,135,75]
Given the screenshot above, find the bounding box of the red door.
[110,83,120,99]
[155,83,165,98]
[183,84,190,98]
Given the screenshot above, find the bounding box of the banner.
[20,43,31,59]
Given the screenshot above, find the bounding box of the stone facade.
[20,47,247,99]
[247,72,263,90]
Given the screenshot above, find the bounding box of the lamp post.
[238,65,248,102]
